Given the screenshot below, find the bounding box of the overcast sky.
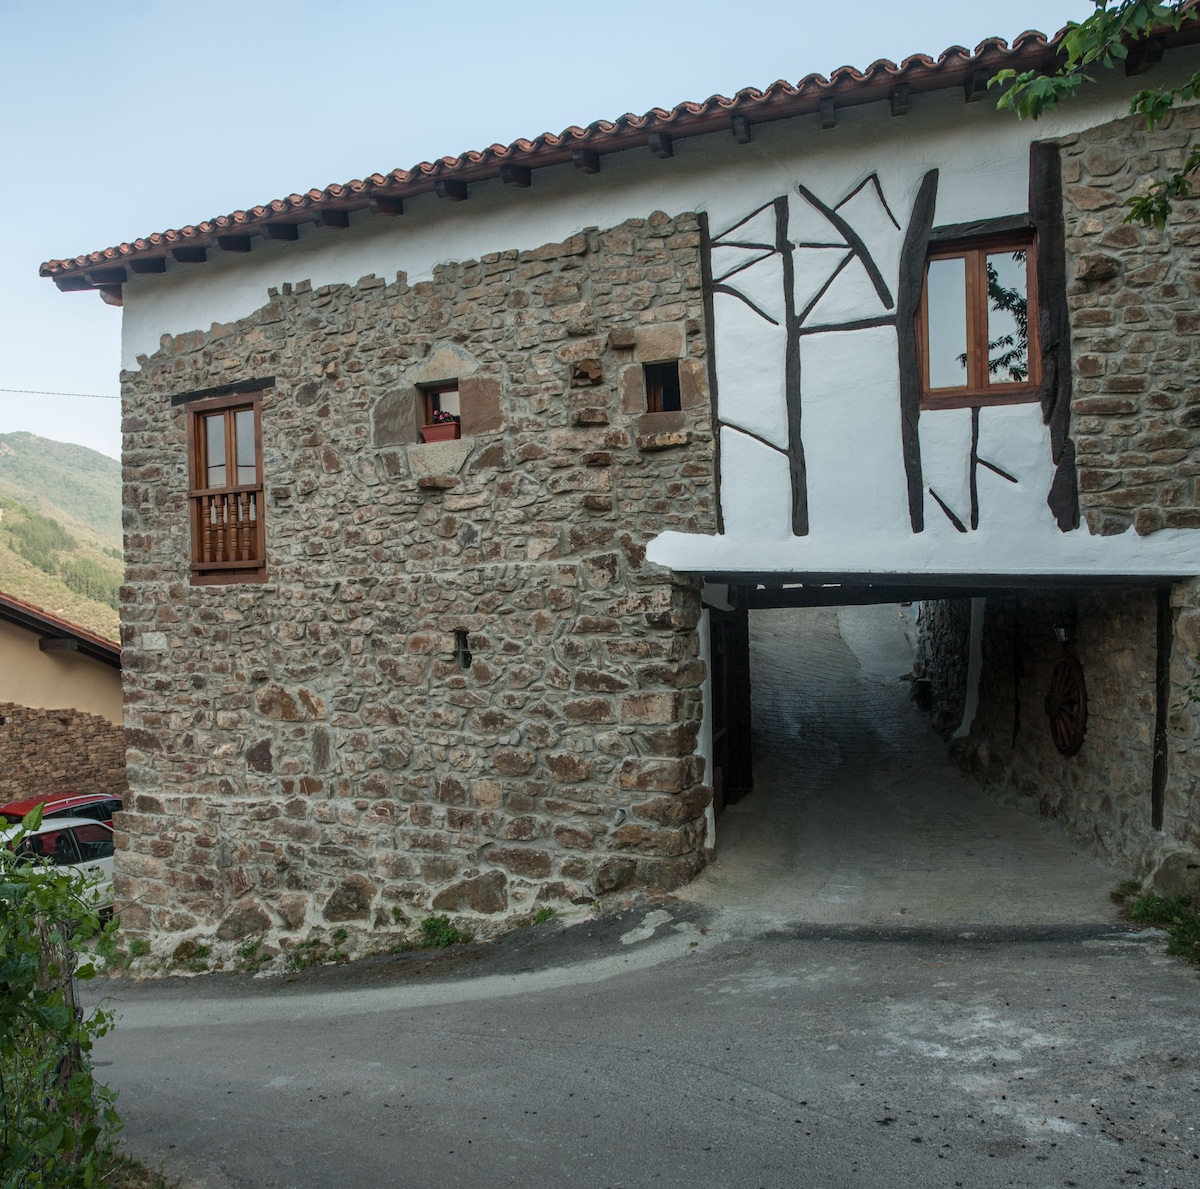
[1,0,1094,461]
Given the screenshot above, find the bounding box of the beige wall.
[0,618,122,725]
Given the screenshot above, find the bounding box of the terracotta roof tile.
[38,21,1198,288]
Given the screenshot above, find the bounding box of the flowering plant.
[430,409,460,424]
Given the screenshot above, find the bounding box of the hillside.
[0,432,120,545]
[0,433,121,641]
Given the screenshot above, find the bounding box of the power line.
[0,388,120,400]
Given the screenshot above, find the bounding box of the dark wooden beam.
[39,637,79,653]
[371,196,404,216]
[500,164,532,187]
[648,132,673,159]
[731,114,752,144]
[53,275,92,291]
[435,178,468,201]
[98,286,123,307]
[965,70,990,102]
[315,209,350,229]
[1126,36,1164,76]
[1152,586,1171,829]
[171,247,207,264]
[129,257,167,274]
[572,149,601,174]
[217,236,252,253]
[263,223,299,241]
[819,97,836,129]
[84,267,127,285]
[891,84,910,116]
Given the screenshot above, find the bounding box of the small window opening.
[644,362,681,413]
[455,630,472,670]
[422,383,461,424]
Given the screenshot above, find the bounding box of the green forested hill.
[0,432,120,546]
[0,433,121,641]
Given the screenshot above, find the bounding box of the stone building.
[41,24,1200,954]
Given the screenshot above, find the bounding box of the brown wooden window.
[187,391,266,584]
[644,361,682,413]
[421,382,460,423]
[917,234,1040,409]
[418,382,462,442]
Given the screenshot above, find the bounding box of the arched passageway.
[681,603,1118,926]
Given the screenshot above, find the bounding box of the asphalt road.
[92,904,1200,1189]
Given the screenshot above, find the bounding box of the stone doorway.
[680,602,1119,927]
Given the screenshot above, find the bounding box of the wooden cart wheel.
[1044,655,1087,757]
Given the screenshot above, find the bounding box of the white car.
[1,815,115,911]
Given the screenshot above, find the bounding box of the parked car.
[1,790,123,827]
[0,815,115,910]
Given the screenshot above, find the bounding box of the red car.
[1,790,123,828]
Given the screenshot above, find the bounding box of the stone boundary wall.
[914,599,972,738]
[1061,106,1200,535]
[0,701,127,804]
[118,213,717,957]
[917,584,1200,877]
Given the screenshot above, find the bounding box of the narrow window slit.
[644,361,682,413]
[455,630,472,670]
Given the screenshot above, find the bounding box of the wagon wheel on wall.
[1044,655,1087,757]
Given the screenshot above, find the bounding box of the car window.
[74,824,115,862]
[47,831,82,866]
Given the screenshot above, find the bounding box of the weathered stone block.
[431,870,508,914]
[216,900,272,940]
[563,698,616,724]
[633,322,685,363]
[620,692,681,724]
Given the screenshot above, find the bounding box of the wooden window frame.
[187,390,267,585]
[916,232,1040,410]
[420,381,460,425]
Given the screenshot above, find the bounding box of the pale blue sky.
[1,0,1093,460]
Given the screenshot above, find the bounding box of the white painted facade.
[119,56,1200,582]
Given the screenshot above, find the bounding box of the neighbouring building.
[41,22,1200,954]
[0,590,125,804]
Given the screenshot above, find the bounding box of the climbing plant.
[992,1,1200,228]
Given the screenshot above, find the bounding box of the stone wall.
[918,582,1200,876]
[1061,106,1200,535]
[0,702,127,804]
[117,213,717,955]
[914,599,972,738]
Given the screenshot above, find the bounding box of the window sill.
[190,568,268,586]
[920,387,1041,411]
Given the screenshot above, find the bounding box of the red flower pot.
[420,422,460,443]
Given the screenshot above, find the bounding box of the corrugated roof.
[37,20,1197,292]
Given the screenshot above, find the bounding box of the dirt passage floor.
[680,604,1120,928]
